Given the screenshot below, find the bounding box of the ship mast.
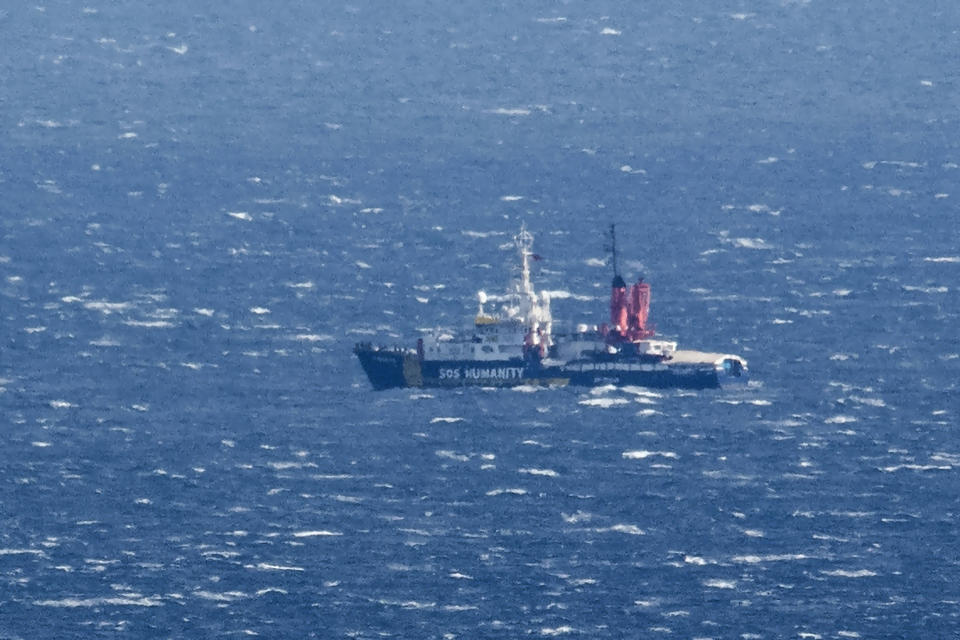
[606,223,626,290]
[516,224,534,296]
[511,225,551,332]
[607,223,620,279]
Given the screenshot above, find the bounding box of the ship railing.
[354,342,415,355]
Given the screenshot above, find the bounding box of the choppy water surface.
[2,2,960,638]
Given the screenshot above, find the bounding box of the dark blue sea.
[3,2,960,638]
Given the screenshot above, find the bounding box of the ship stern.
[716,356,749,387]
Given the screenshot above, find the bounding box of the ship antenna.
[607,223,620,277]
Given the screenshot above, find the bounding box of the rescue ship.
[354,226,748,390]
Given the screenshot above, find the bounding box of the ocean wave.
[597,524,644,535]
[486,488,527,496]
[732,554,808,564]
[821,569,877,578]
[702,578,737,589]
[622,450,678,460]
[519,468,559,477]
[579,397,630,407]
[37,595,163,607]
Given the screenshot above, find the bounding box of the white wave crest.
[821,569,876,578]
[579,397,629,407]
[880,464,950,472]
[702,578,737,589]
[123,320,175,328]
[436,450,469,462]
[0,548,46,556]
[622,450,678,460]
[732,237,772,250]
[246,563,304,571]
[194,590,248,601]
[37,595,163,607]
[519,468,559,477]
[598,524,644,535]
[487,107,531,116]
[732,553,808,564]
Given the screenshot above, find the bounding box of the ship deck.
[667,350,745,366]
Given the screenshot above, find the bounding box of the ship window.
[481,345,494,353]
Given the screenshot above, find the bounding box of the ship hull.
[354,346,747,391]
[354,348,416,390]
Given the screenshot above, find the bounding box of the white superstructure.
[420,226,552,362]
